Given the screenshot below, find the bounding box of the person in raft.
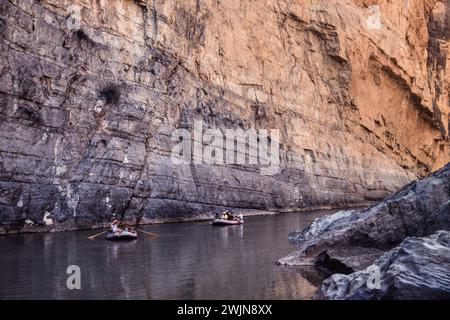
[222,210,235,220]
[110,217,122,233]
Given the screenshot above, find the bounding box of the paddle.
[88,229,109,240]
[136,228,158,238]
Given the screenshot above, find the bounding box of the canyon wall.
[0,0,449,233]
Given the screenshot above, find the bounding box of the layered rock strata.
[0,0,449,233]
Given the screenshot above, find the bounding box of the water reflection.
[0,210,335,299]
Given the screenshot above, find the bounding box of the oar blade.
[136,228,158,238]
[87,229,108,240]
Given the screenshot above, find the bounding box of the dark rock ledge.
[277,162,450,299]
[319,231,450,299]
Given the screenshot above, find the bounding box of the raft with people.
[106,218,138,241]
[106,229,138,240]
[212,210,244,226]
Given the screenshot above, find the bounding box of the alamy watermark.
[366,5,382,30]
[66,265,81,290]
[66,5,81,30]
[366,265,381,290]
[171,120,280,176]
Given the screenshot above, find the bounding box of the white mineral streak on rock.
[17,195,23,208]
[54,136,61,165]
[43,211,53,225]
[106,196,112,209]
[67,185,80,217]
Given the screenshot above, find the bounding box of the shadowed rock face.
[0,1,449,233]
[319,231,450,300]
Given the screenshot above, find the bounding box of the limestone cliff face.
[0,0,449,233]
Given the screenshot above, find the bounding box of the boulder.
[319,231,450,300]
[278,163,450,271]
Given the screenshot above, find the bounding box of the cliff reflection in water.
[0,210,335,299]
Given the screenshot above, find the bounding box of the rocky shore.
[278,162,450,299]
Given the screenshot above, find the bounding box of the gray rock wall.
[0,0,449,233]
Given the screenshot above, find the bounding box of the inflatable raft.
[106,229,138,240]
[212,218,243,226]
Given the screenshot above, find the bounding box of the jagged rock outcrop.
[0,0,449,233]
[278,162,450,299]
[319,231,450,300]
[278,162,450,267]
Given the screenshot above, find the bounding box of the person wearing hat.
[110,214,121,233]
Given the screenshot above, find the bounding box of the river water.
[0,210,338,300]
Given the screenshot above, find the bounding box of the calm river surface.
[0,210,338,299]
